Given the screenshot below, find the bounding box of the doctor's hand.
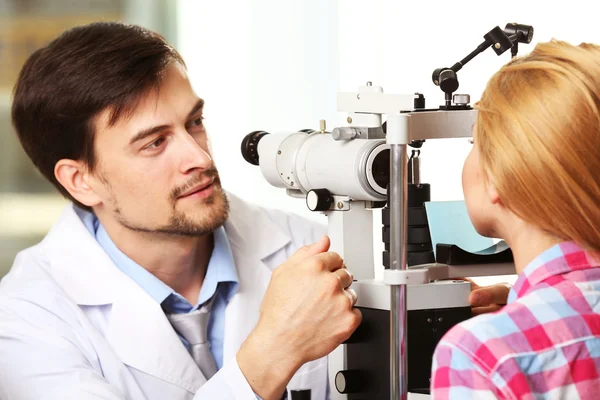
[237,235,361,400]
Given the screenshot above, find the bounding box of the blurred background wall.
[0,0,177,276]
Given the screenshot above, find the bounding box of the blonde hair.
[476,39,600,253]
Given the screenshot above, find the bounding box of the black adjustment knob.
[432,67,444,86]
[290,389,311,400]
[241,130,269,166]
[306,189,333,212]
[335,370,364,394]
[439,69,459,94]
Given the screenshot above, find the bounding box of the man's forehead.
[96,63,196,123]
[94,91,203,137]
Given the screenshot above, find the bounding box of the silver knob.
[453,94,470,106]
[331,127,359,141]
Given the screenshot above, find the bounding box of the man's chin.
[113,188,229,237]
[177,188,229,225]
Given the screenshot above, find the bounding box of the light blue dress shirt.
[89,216,239,370]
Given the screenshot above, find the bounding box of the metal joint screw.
[347,116,353,123]
[495,43,501,49]
[337,202,344,209]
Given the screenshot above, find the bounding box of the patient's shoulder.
[437,301,534,372]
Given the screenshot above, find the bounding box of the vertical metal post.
[387,114,409,400]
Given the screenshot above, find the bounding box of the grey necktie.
[166,295,218,379]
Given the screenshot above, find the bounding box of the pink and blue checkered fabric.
[430,241,600,399]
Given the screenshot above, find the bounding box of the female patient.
[431,40,600,399]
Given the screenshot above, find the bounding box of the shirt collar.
[508,241,594,303]
[85,212,239,308]
[197,226,239,304]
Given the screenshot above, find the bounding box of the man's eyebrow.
[128,99,205,146]
[187,98,204,119]
[129,124,170,146]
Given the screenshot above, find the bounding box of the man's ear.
[54,159,102,207]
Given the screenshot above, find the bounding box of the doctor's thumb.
[292,235,331,260]
[311,235,330,253]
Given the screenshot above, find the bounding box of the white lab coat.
[0,193,329,400]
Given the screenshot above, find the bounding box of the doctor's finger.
[333,268,354,289]
[311,251,344,272]
[343,288,358,307]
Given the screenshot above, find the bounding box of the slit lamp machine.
[241,23,534,400]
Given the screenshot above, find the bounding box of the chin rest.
[436,241,514,265]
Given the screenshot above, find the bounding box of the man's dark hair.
[11,22,184,210]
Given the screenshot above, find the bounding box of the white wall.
[177,0,338,226]
[178,0,600,284]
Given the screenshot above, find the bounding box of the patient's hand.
[464,279,511,316]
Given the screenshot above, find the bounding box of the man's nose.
[177,132,212,174]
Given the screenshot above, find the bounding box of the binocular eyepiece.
[241,130,268,166]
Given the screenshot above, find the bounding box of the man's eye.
[189,117,204,127]
[146,137,165,149]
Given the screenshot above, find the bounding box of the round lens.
[371,149,390,189]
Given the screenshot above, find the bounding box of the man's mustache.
[171,168,221,200]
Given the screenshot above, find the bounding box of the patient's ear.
[485,176,502,206]
[54,159,102,207]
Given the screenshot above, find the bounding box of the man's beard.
[110,169,230,237]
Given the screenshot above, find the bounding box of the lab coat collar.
[43,203,124,306]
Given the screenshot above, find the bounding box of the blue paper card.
[424,200,495,257]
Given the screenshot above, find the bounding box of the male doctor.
[0,22,510,400]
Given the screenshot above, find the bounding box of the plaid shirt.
[430,241,600,399]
